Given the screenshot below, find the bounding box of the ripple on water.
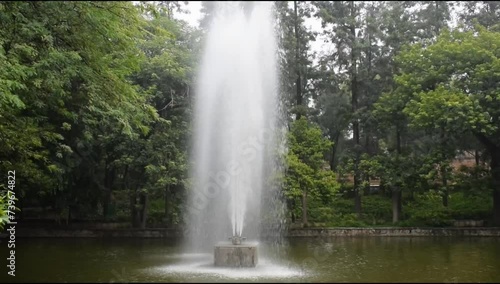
[144,253,306,281]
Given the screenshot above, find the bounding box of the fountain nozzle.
[228,235,246,245]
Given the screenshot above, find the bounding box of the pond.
[1,237,499,282]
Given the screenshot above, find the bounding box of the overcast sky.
[175,1,328,58]
[174,1,462,67]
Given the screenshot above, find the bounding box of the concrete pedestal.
[214,241,258,267]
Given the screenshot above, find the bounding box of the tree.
[457,1,499,30]
[372,0,452,222]
[124,5,197,228]
[0,1,158,222]
[284,117,339,226]
[313,0,366,215]
[0,2,198,227]
[399,26,500,225]
[275,1,315,121]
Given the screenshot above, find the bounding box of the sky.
[175,1,203,27]
[173,1,465,134]
[175,1,328,59]
[174,1,463,68]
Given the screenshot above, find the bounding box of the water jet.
[185,1,283,270]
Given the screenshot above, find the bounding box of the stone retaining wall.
[287,227,500,237]
[13,228,182,238]
[6,227,500,238]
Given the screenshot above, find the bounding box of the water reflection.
[0,237,499,282]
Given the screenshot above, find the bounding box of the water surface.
[1,237,499,282]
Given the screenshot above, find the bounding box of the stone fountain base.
[214,241,258,267]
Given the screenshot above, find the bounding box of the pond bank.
[6,226,500,238]
[287,227,500,237]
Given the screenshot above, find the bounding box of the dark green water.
[0,237,499,283]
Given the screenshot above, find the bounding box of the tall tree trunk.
[130,187,139,228]
[474,149,480,180]
[434,1,440,36]
[302,189,308,227]
[350,1,362,216]
[392,186,402,224]
[165,185,171,227]
[392,126,403,223]
[440,128,448,207]
[491,150,500,226]
[103,160,115,220]
[441,163,449,207]
[290,199,296,223]
[140,192,149,229]
[103,160,110,219]
[123,165,138,228]
[293,0,303,120]
[474,132,500,225]
[330,133,340,171]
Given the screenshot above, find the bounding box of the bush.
[448,191,492,220]
[404,191,452,227]
[308,196,393,226]
[147,198,165,225]
[327,213,367,227]
[361,195,392,223]
[303,188,493,227]
[308,206,335,223]
[111,190,131,222]
[330,197,354,215]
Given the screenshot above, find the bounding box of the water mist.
[185,1,285,255]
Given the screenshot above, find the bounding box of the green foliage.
[395,25,500,224]
[400,26,500,143]
[283,117,340,224]
[275,1,316,119]
[284,117,338,200]
[0,1,156,215]
[403,191,453,227]
[361,195,393,223]
[307,190,492,228]
[330,197,354,215]
[448,191,492,220]
[453,165,491,195]
[0,194,9,229]
[327,213,367,227]
[400,190,492,227]
[147,198,165,225]
[0,1,195,226]
[1,1,497,229]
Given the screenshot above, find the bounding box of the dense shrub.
[330,197,354,215]
[308,206,335,223]
[448,191,492,220]
[361,195,392,223]
[112,190,132,222]
[303,187,493,228]
[327,213,367,227]
[147,198,165,225]
[403,191,452,227]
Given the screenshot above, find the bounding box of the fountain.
[214,236,258,267]
[185,1,285,269]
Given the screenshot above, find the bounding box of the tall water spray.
[186,1,285,253]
